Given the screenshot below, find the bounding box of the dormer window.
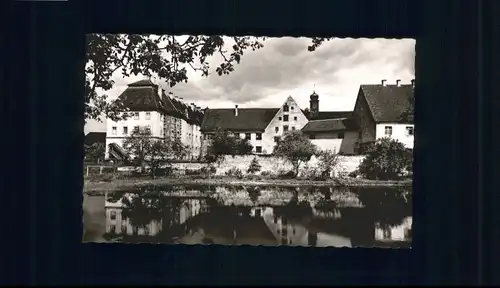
[283,104,289,112]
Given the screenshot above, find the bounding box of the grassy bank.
[83,176,412,193]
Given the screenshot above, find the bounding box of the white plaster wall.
[105,111,163,159]
[261,96,309,154]
[310,131,358,154]
[375,123,414,149]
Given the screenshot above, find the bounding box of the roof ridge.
[309,117,348,122]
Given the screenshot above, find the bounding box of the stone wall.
[170,155,365,176]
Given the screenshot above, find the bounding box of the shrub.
[358,137,413,180]
[260,170,272,177]
[348,170,360,178]
[316,149,339,179]
[277,170,296,179]
[201,164,217,175]
[300,165,326,181]
[247,157,262,174]
[185,169,202,176]
[225,167,243,178]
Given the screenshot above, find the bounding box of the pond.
[83,185,412,248]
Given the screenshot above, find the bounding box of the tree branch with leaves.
[85,34,266,122]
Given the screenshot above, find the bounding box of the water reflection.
[84,185,412,248]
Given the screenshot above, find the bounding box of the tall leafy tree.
[85,34,265,122]
[84,142,105,163]
[273,131,317,178]
[122,127,188,178]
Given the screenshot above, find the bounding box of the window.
[358,131,362,139]
[309,134,316,139]
[245,133,251,140]
[338,132,344,139]
[406,126,414,136]
[294,116,297,121]
[384,126,393,136]
[134,126,139,132]
[145,125,151,133]
[234,132,240,138]
[283,125,289,132]
[111,126,117,135]
[275,127,279,133]
[123,126,128,135]
[283,104,289,112]
[279,116,282,121]
[144,225,150,235]
[256,146,262,153]
[283,115,289,122]
[134,112,139,120]
[274,136,280,143]
[110,225,116,233]
[110,211,117,220]
[121,224,127,233]
[291,106,294,110]
[292,127,296,131]
[256,133,262,140]
[145,112,151,120]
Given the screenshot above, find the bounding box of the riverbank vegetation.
[85,131,413,193]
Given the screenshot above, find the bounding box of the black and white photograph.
[83,34,414,248]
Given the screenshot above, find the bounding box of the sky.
[85,36,415,134]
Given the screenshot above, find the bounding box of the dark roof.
[200,108,279,132]
[115,80,163,112]
[359,84,414,123]
[161,93,204,126]
[301,118,359,133]
[116,80,204,125]
[128,79,155,87]
[84,132,106,146]
[302,110,354,120]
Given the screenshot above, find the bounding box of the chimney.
[381,79,387,86]
[411,79,415,88]
[396,79,401,87]
[235,105,239,116]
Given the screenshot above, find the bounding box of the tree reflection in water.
[97,185,412,246]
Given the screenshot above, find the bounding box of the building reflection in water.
[101,192,411,248]
[374,216,412,242]
[105,194,206,237]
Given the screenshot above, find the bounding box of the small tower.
[309,90,319,118]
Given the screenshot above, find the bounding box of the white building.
[300,91,359,155]
[200,96,310,155]
[353,79,415,152]
[105,79,204,161]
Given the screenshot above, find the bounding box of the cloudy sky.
[85,36,415,134]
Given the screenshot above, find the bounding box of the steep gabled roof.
[115,80,163,112]
[84,132,106,146]
[160,93,204,126]
[200,108,279,132]
[301,118,359,133]
[302,110,354,120]
[359,84,414,123]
